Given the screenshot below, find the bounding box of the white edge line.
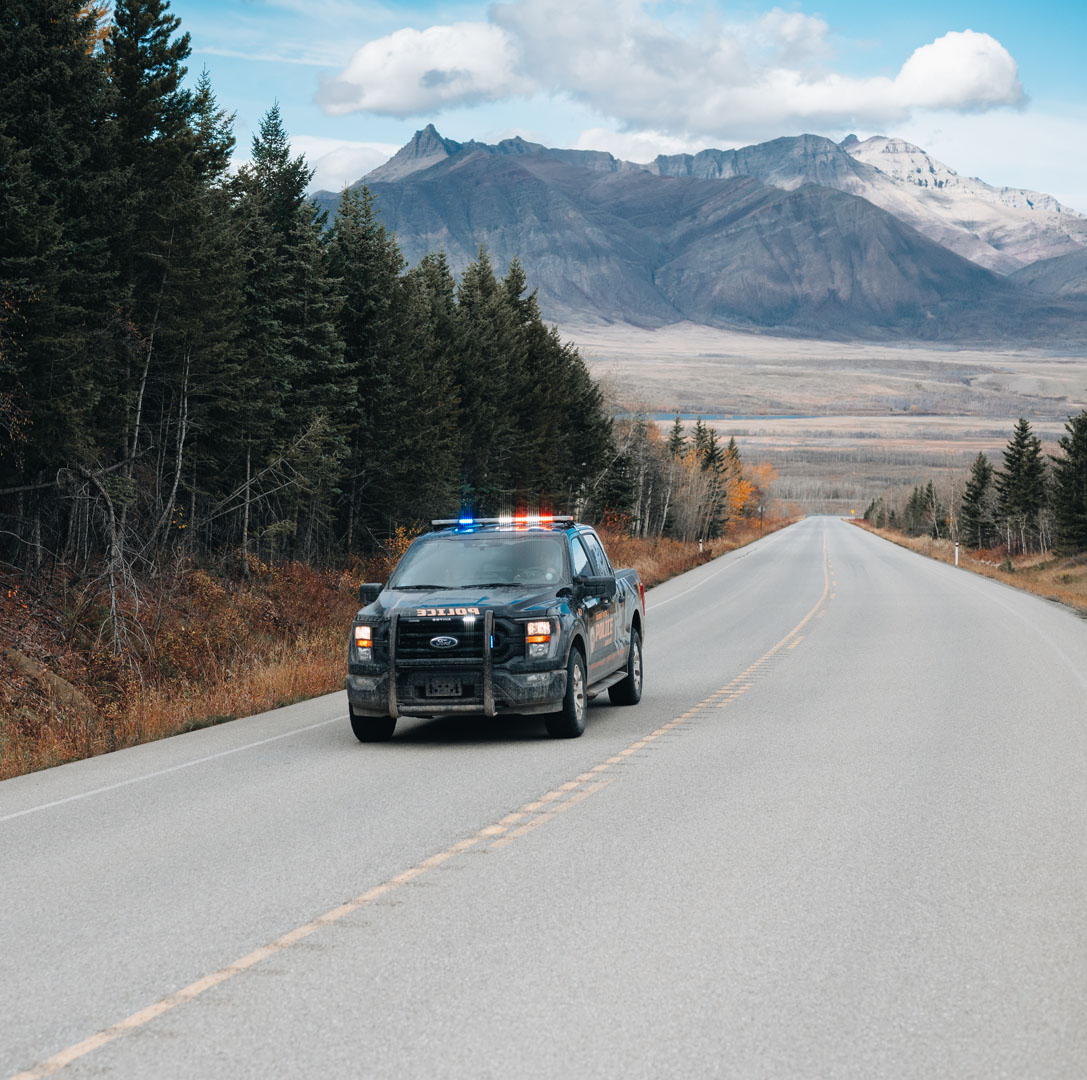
[0,716,346,825]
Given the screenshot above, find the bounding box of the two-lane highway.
[3,517,1086,1078]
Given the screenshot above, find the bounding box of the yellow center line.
[10,534,833,1080]
[488,780,614,849]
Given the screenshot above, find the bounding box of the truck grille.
[394,616,522,663]
[397,617,484,660]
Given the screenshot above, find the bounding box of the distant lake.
[648,413,817,421]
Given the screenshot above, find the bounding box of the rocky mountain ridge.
[357,125,1087,275]
[312,136,1087,344]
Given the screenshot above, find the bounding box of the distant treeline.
[864,414,1087,556]
[606,416,776,542]
[1,1,626,579]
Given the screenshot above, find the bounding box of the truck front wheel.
[608,628,643,706]
[350,705,396,743]
[546,648,587,739]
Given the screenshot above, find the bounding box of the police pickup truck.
[346,516,645,741]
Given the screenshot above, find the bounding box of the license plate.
[426,676,461,697]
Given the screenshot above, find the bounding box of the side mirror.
[358,582,383,605]
[574,575,616,600]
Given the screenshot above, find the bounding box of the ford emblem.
[430,635,459,649]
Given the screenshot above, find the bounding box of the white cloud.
[893,30,1024,111]
[317,22,531,116]
[752,9,832,65]
[320,2,1025,142]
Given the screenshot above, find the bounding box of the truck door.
[580,531,622,674]
[570,534,614,681]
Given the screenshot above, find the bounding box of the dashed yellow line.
[10,535,834,1080]
[488,780,613,849]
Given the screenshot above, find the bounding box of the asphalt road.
[3,516,1086,1079]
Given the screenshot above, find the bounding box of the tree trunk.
[241,440,251,578]
[122,235,173,534]
[147,352,190,555]
[78,467,125,656]
[346,475,356,555]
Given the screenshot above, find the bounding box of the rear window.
[581,532,613,575]
[389,534,568,589]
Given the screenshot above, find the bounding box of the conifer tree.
[996,418,1048,553]
[453,249,519,505]
[1051,411,1087,555]
[960,452,998,549]
[94,0,244,563]
[328,187,458,542]
[0,0,113,502]
[138,73,245,555]
[903,486,925,535]
[231,106,345,558]
[104,0,196,438]
[701,428,724,474]
[667,415,685,457]
[691,418,708,460]
[498,260,610,506]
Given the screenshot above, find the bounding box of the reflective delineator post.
[955,541,960,567]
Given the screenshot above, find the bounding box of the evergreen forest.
[863,413,1087,557]
[0,0,620,585]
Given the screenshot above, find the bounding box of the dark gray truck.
[346,516,645,741]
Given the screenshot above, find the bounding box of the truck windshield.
[389,534,568,589]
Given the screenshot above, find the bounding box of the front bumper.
[347,607,567,719]
[345,667,566,718]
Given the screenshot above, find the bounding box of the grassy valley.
[577,321,1087,516]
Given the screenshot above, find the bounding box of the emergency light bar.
[431,515,574,527]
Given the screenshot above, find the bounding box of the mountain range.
[313,126,1087,343]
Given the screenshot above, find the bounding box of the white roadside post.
[955,541,960,567]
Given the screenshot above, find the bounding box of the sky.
[179,0,1087,208]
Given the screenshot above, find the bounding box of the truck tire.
[546,648,587,739]
[608,628,643,706]
[349,705,396,743]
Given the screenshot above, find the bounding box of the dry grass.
[0,560,366,780]
[852,521,1087,617]
[1,520,792,779]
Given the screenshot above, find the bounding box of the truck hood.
[357,586,564,621]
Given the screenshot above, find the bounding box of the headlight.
[526,619,553,660]
[354,624,373,661]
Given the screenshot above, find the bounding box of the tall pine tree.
[0,0,114,539]
[996,418,1048,554]
[1051,411,1087,555]
[960,452,997,549]
[328,186,458,544]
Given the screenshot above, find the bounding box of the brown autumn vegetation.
[1,520,793,779]
[852,520,1087,617]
